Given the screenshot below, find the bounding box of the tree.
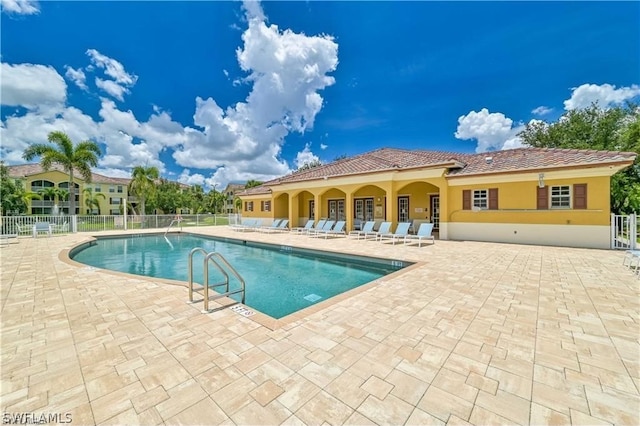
[245,180,263,189]
[128,165,160,215]
[518,103,640,214]
[38,187,68,212]
[149,179,181,214]
[234,196,242,212]
[0,163,40,215]
[23,131,101,215]
[83,188,106,214]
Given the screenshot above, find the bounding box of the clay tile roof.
[237,146,636,196]
[448,147,637,176]
[5,163,132,184]
[272,148,465,184]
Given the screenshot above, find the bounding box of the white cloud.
[86,49,137,101]
[532,106,553,116]
[455,108,524,153]
[242,0,265,21]
[1,1,339,190]
[172,0,338,183]
[320,143,328,150]
[86,49,137,85]
[95,78,128,101]
[564,83,640,110]
[0,63,66,108]
[64,66,88,90]
[1,0,39,15]
[294,143,320,169]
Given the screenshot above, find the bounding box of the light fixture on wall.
[538,173,545,188]
[377,197,381,202]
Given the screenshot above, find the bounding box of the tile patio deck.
[1,227,639,425]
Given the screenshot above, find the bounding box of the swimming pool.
[70,233,410,319]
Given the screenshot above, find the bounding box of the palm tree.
[245,179,263,189]
[37,187,68,213]
[23,131,101,215]
[128,165,160,215]
[83,188,106,214]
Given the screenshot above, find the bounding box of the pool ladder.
[164,219,182,236]
[187,247,246,313]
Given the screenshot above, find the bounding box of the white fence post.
[631,214,637,250]
[71,215,78,233]
[611,213,615,249]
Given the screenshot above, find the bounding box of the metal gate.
[611,214,637,250]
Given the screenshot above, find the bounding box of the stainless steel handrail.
[164,218,183,236]
[187,247,246,313]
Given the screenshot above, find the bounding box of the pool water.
[71,234,407,318]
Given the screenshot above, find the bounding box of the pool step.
[187,247,246,313]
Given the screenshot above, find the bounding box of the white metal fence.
[1,214,241,235]
[611,213,637,250]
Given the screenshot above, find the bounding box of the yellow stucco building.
[7,164,133,215]
[238,147,636,249]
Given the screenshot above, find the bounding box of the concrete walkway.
[1,227,638,425]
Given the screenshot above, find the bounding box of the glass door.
[398,196,409,222]
[430,195,440,230]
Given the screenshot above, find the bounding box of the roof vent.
[485,156,493,164]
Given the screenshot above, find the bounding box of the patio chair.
[365,221,391,241]
[258,219,282,232]
[15,224,31,236]
[291,219,314,234]
[316,220,346,238]
[0,233,19,247]
[378,222,411,244]
[349,221,375,239]
[51,221,69,234]
[305,219,327,235]
[230,218,251,230]
[309,220,335,237]
[264,219,289,233]
[404,223,435,247]
[33,222,52,238]
[235,219,258,232]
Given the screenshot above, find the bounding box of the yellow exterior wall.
[446,176,611,225]
[14,169,133,215]
[241,196,273,219]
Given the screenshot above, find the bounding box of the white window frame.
[472,189,488,210]
[246,201,254,212]
[550,185,571,209]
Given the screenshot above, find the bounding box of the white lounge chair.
[378,222,411,244]
[258,219,282,232]
[316,220,346,238]
[264,219,289,233]
[310,220,335,237]
[291,219,314,234]
[404,223,435,247]
[366,221,391,241]
[349,221,375,239]
[306,219,327,235]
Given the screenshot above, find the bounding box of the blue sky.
[1,0,639,189]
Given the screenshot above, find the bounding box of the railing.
[0,213,242,234]
[187,247,246,312]
[611,213,638,250]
